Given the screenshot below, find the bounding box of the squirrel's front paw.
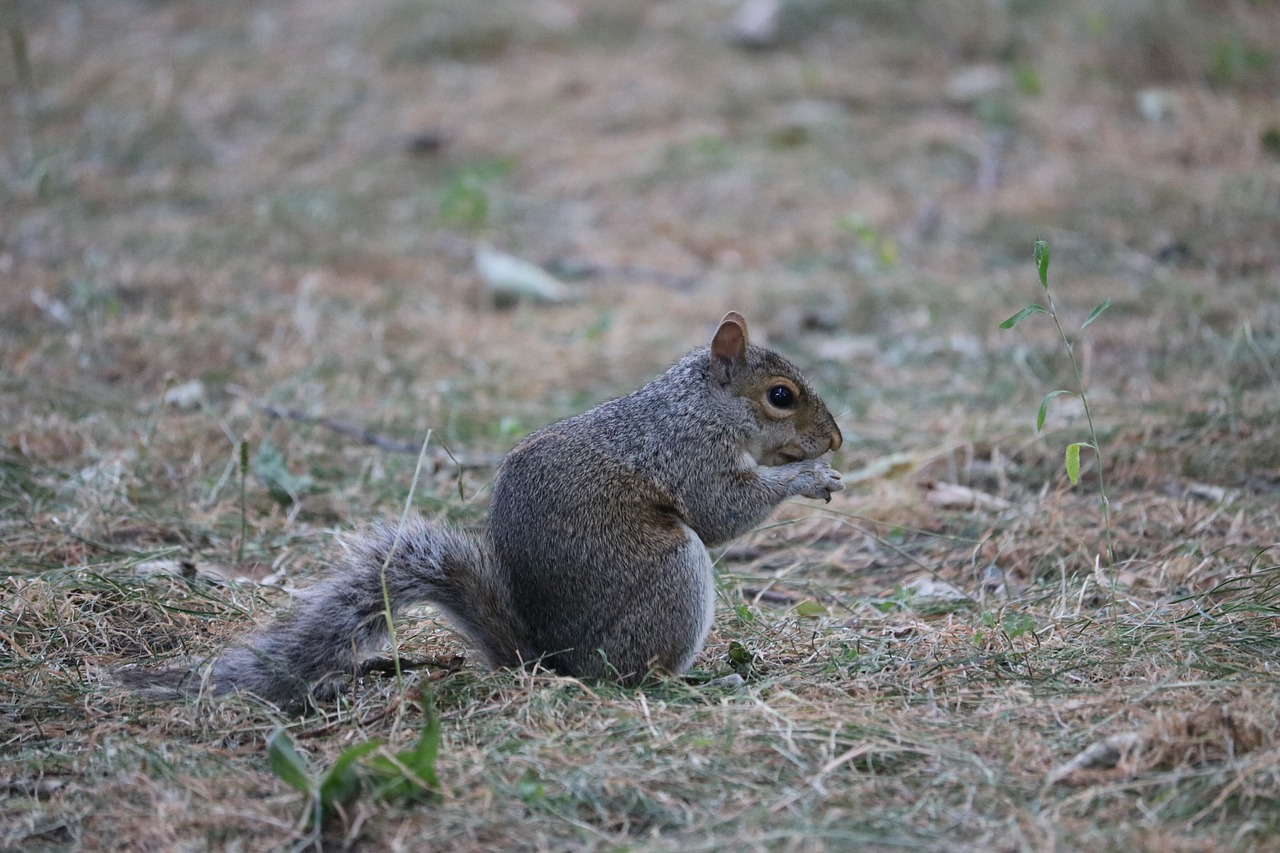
[795,461,844,503]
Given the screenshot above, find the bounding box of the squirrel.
[199,312,843,706]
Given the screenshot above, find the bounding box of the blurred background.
[3,0,1279,535]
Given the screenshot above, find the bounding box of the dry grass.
[4,0,1280,850]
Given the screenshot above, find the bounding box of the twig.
[239,394,503,470]
[740,586,801,605]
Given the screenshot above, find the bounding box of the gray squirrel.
[203,312,843,705]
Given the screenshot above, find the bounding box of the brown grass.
[4,0,1280,850]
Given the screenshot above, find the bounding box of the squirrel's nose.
[829,424,843,452]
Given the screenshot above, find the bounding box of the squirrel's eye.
[767,384,796,409]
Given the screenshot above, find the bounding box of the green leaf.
[267,729,316,796]
[1002,611,1036,639]
[726,639,761,678]
[999,303,1047,329]
[1033,239,1050,289]
[1065,442,1083,485]
[318,740,381,809]
[401,698,442,789]
[1036,390,1074,432]
[1081,297,1112,330]
[794,600,829,618]
[368,695,444,803]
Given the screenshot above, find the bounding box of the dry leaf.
[923,481,1012,512]
[475,244,580,305]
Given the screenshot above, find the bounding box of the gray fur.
[178,313,843,706]
[207,519,520,706]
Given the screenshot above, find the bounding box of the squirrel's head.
[709,311,843,467]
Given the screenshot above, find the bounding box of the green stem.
[1044,288,1116,566]
[237,440,249,564]
[4,1,35,170]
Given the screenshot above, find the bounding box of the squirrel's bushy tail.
[208,517,520,707]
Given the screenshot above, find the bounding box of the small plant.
[267,694,443,843]
[970,608,1038,678]
[725,639,759,678]
[438,159,513,229]
[253,437,314,506]
[1000,239,1115,565]
[837,213,899,271]
[976,608,1036,643]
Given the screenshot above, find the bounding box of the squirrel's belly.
[670,524,716,674]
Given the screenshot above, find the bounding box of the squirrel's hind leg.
[581,526,716,684]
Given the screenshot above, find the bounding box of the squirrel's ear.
[710,312,749,385]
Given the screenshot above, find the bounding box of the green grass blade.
[403,696,443,789]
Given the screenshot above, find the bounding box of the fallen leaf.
[476,244,580,306]
[923,481,1012,512]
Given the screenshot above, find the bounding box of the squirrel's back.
[489,360,724,682]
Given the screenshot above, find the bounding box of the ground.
[3,1,1280,850]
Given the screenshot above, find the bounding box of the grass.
[4,0,1280,850]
